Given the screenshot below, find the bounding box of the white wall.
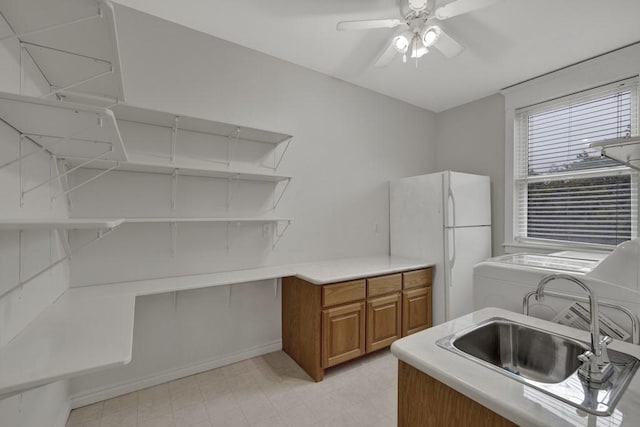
[434,94,505,256]
[0,16,72,427]
[68,5,437,403]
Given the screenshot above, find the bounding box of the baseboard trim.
[70,340,282,409]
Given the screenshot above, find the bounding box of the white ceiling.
[111,0,640,112]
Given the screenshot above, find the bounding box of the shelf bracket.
[273,137,292,171]
[170,116,180,164]
[19,134,24,207]
[0,133,111,172]
[226,127,240,166]
[226,174,240,211]
[17,230,23,298]
[23,146,113,197]
[41,68,114,100]
[273,178,291,209]
[226,222,230,252]
[273,278,280,299]
[171,169,179,215]
[273,220,291,249]
[0,224,121,300]
[0,9,102,43]
[51,161,119,202]
[19,42,24,95]
[170,222,177,257]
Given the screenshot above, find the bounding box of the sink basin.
[437,317,640,415]
[452,319,587,383]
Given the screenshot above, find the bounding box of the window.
[514,77,639,247]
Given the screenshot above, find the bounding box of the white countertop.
[391,307,640,427]
[0,289,135,399]
[292,256,431,284]
[0,255,432,397]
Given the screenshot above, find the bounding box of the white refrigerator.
[390,171,491,325]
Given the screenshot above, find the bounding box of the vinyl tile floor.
[66,349,398,427]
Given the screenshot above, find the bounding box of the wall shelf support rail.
[0,223,122,300]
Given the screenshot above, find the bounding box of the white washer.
[473,240,640,339]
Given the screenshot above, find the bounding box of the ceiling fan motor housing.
[407,0,429,12]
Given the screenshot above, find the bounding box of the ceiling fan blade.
[374,38,399,68]
[432,28,464,58]
[434,0,503,20]
[336,19,402,31]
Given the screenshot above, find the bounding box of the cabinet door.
[402,287,432,336]
[322,302,366,368]
[366,293,402,353]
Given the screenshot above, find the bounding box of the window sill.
[502,241,613,256]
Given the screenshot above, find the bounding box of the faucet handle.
[578,350,595,365]
[599,335,613,364]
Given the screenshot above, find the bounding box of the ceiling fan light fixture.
[421,25,441,47]
[409,37,428,59]
[393,31,414,53]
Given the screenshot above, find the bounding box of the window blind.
[514,77,639,247]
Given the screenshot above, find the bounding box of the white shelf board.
[66,154,292,182]
[2,0,126,101]
[75,265,296,298]
[590,136,640,171]
[0,92,127,161]
[0,218,124,230]
[0,289,135,398]
[111,104,292,145]
[120,217,292,224]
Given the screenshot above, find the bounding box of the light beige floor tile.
[66,419,100,427]
[171,387,204,410]
[99,408,138,427]
[248,414,285,427]
[138,413,174,427]
[138,383,171,407]
[138,401,173,421]
[102,392,138,416]
[173,401,209,427]
[67,402,104,426]
[205,402,247,426]
[66,349,398,427]
[277,403,317,427]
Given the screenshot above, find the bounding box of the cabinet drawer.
[367,273,402,297]
[403,268,432,290]
[322,280,366,307]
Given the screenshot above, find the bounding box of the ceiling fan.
[336,0,503,67]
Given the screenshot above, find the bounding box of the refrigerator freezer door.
[446,171,491,228]
[444,225,492,321]
[390,173,444,260]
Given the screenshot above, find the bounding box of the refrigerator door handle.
[448,188,456,279]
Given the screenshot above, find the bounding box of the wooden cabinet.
[402,287,432,336]
[322,302,366,368]
[398,361,516,427]
[366,293,401,352]
[282,267,432,381]
[401,269,432,336]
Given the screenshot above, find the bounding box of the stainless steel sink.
[437,318,640,415]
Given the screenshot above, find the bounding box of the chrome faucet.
[536,273,614,384]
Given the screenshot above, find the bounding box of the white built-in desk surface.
[0,290,135,399]
[0,256,431,397]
